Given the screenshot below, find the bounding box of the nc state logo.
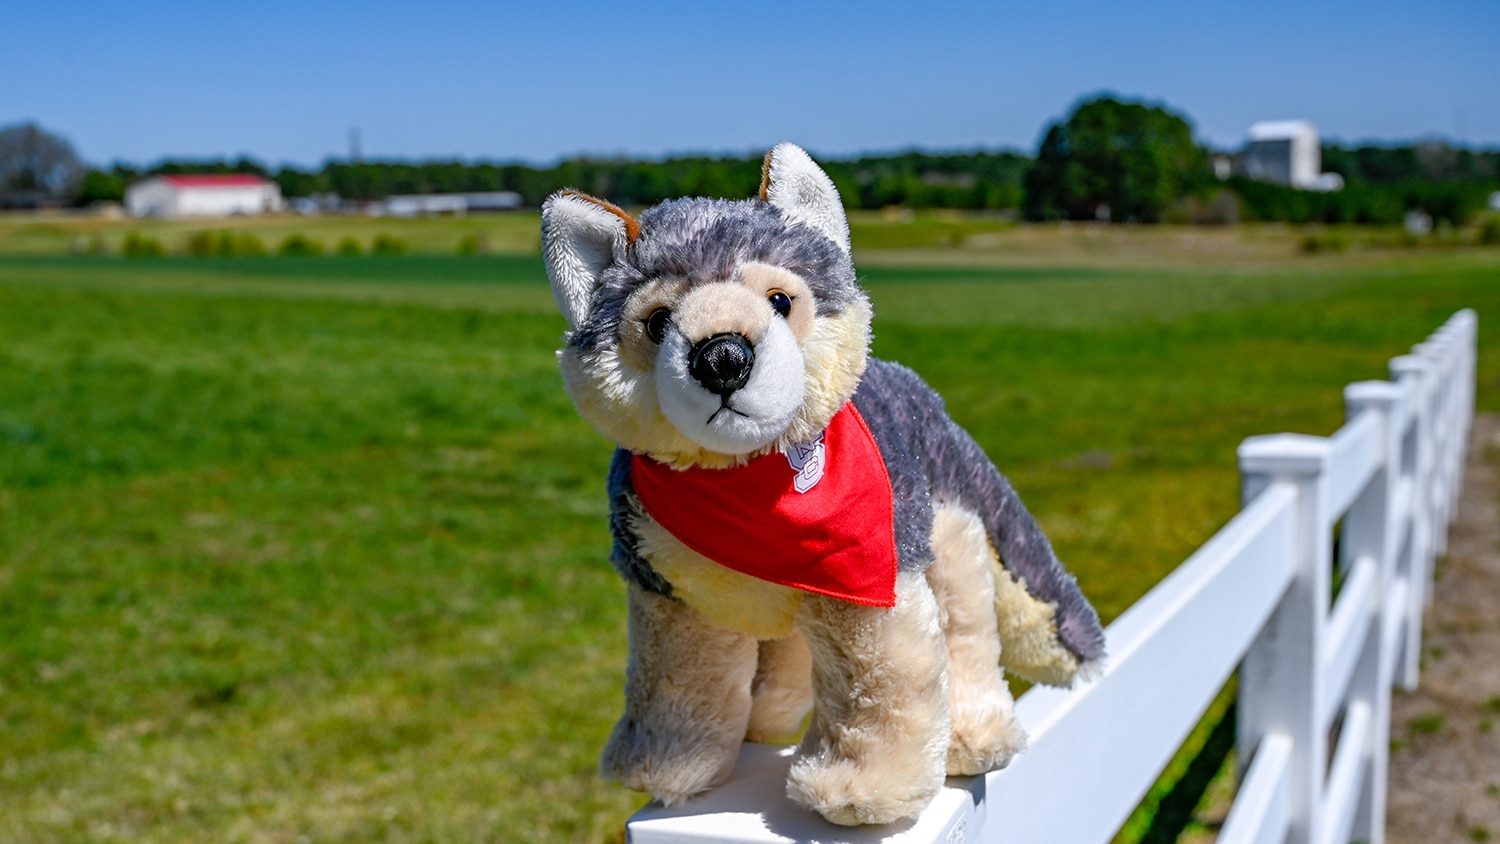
[785,432,826,494]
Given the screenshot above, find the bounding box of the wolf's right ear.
[542,191,639,331]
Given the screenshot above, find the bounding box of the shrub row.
[113,232,420,258]
[1231,178,1496,227]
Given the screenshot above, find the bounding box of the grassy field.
[2,212,1498,842]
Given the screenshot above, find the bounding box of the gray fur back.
[852,359,1107,666]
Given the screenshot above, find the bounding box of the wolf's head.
[543,144,871,468]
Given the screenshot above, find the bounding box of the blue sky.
[5,0,1497,168]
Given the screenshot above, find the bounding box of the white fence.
[628,310,1477,844]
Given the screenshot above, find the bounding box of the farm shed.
[125,174,283,217]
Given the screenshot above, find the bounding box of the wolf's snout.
[689,333,754,396]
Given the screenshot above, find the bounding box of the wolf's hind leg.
[928,505,1027,775]
[600,582,758,805]
[747,634,814,743]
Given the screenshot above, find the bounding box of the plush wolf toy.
[542,144,1105,826]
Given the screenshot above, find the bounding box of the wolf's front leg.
[746,633,814,743]
[601,582,758,805]
[787,571,951,826]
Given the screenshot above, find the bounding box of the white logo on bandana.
[785,432,826,494]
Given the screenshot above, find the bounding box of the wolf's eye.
[643,308,672,344]
[767,289,793,319]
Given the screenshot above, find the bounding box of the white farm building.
[125,174,283,217]
[1243,120,1343,191]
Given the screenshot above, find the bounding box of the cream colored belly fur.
[632,502,1081,688]
[632,510,806,640]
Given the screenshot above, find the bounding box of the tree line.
[7,98,1500,225]
[66,149,1032,214]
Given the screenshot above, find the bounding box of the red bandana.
[630,403,898,607]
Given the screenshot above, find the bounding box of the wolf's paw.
[946,700,1027,776]
[600,716,738,806]
[785,752,943,826]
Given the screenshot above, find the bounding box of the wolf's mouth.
[707,399,751,425]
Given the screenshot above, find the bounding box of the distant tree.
[275,167,325,198]
[820,150,1028,211]
[149,156,270,177]
[1023,96,1210,222]
[0,122,86,202]
[322,163,380,201]
[73,169,126,205]
[108,163,143,187]
[466,164,504,192]
[615,162,673,205]
[1322,142,1500,186]
[1320,144,1418,184]
[1412,140,1461,181]
[1227,176,1491,227]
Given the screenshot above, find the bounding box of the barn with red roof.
[124,174,283,217]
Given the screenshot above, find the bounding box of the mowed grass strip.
[1,246,1498,842]
[0,212,544,257]
[0,255,559,314]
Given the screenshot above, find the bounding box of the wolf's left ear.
[759,143,850,254]
[542,191,639,330]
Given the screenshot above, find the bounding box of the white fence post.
[1342,382,1405,844]
[1455,311,1478,499]
[1422,311,1479,548]
[1388,353,1433,691]
[1418,335,1457,559]
[1236,436,1331,844]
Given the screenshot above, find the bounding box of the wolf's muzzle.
[689,333,755,396]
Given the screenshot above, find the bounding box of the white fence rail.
[628,310,1477,844]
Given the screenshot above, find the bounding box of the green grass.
[1408,713,1449,736]
[2,232,1499,842]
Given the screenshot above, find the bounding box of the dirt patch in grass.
[1388,412,1500,842]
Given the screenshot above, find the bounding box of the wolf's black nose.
[689,333,755,396]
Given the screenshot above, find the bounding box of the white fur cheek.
[734,319,806,430]
[655,320,807,456]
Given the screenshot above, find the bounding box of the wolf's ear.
[542,191,639,330]
[759,143,850,254]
